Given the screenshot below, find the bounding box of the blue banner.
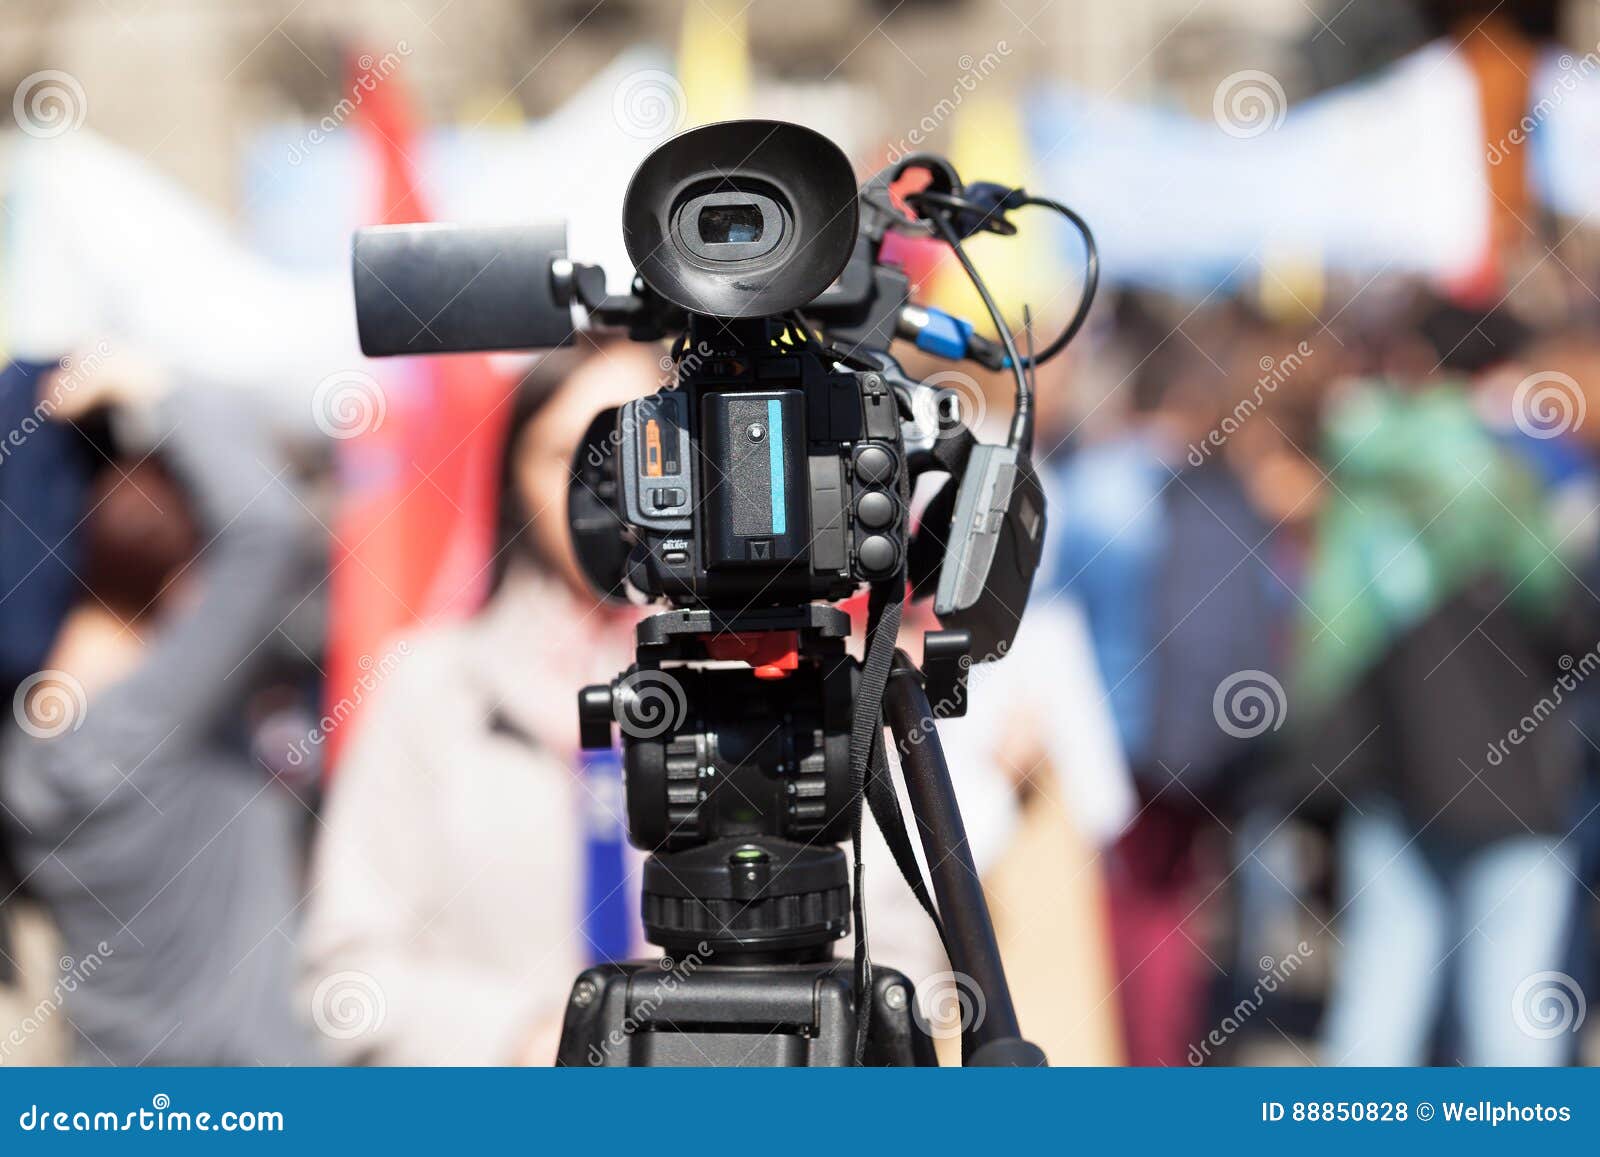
[0,1068,1595,1152]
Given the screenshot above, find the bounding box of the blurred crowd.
[4,0,1600,1068]
[7,278,1600,1068]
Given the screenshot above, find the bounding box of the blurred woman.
[0,355,317,1065]
[299,345,658,1065]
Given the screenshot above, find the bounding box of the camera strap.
[848,574,957,1064]
[865,727,947,953]
[848,578,899,1062]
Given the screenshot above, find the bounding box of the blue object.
[766,398,786,535]
[913,307,977,361]
[580,748,633,965]
[1492,423,1591,492]
[0,360,92,693]
[0,1067,1593,1147]
[1046,436,1168,763]
[1325,803,1577,1065]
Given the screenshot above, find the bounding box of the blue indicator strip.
[767,397,786,535]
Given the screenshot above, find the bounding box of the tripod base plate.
[556,959,935,1067]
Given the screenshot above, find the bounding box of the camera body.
[353,120,1059,663]
[602,328,906,608]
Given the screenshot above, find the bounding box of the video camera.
[350,119,1096,1066]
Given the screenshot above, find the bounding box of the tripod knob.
[577,684,614,750]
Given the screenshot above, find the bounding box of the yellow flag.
[1257,244,1327,322]
[926,96,1063,339]
[677,0,750,127]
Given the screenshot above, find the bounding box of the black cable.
[905,181,1098,452]
[1011,195,1098,371]
[787,310,882,372]
[1023,304,1037,395]
[924,211,1035,453]
[904,185,1098,375]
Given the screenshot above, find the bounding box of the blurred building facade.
[0,0,1354,210]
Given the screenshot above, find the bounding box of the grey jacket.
[1,388,317,1065]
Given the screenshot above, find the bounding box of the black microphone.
[351,222,576,356]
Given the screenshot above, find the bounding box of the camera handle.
[879,642,1048,1067]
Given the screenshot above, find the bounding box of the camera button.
[854,445,895,485]
[855,491,895,530]
[857,534,897,575]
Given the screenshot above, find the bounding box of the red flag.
[323,51,515,772]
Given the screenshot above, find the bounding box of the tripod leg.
[882,650,1047,1066]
